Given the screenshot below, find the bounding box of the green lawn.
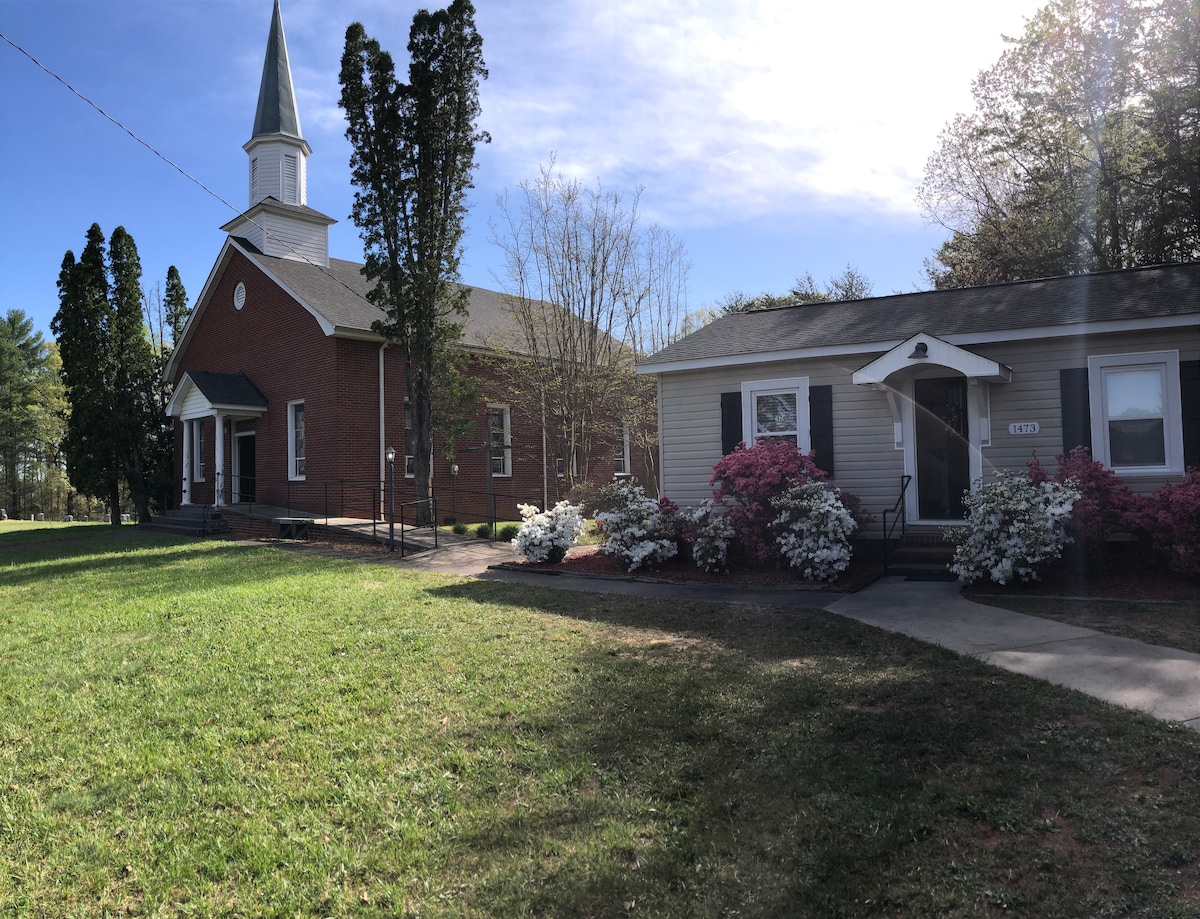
[978,594,1200,657]
[4,528,1200,916]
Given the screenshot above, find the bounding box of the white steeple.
[223,0,334,265]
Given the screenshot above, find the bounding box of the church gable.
[171,244,334,387]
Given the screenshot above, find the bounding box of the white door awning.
[852,333,1012,385]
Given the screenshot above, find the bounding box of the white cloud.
[478,0,1044,227]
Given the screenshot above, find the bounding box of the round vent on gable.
[233,281,247,311]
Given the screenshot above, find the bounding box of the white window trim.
[287,400,306,481]
[487,405,512,477]
[404,403,415,479]
[613,423,631,475]
[556,439,579,478]
[1087,350,1184,477]
[192,419,206,483]
[741,376,811,451]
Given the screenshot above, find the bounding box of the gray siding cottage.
[638,264,1200,537]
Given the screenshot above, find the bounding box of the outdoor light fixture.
[909,342,929,359]
[385,445,396,465]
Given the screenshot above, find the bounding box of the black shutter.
[809,384,834,477]
[1059,367,1091,455]
[1182,360,1200,469]
[720,392,742,455]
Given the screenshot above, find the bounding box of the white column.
[182,420,192,506]
[214,414,226,507]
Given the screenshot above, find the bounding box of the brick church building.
[165,1,649,526]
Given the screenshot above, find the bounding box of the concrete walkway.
[406,541,1200,730]
[827,578,1200,729]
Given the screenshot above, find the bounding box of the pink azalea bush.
[709,441,828,564]
[1147,470,1200,576]
[1027,447,1147,547]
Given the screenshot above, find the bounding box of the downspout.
[541,392,548,510]
[379,342,388,515]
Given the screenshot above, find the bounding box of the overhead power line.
[0,28,375,309]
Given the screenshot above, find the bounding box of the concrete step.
[140,506,231,537]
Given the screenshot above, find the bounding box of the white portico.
[167,371,268,506]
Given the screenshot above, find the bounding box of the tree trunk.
[407,348,435,527]
[109,478,121,526]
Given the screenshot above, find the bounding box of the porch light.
[909,342,929,359]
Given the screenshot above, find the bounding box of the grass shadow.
[426,577,1200,916]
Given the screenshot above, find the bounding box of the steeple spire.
[251,0,303,141]
[225,0,334,265]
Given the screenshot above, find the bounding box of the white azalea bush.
[946,471,1081,585]
[595,481,679,572]
[770,482,858,581]
[513,501,585,564]
[682,499,736,573]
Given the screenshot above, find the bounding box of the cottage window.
[487,406,511,477]
[1088,351,1183,475]
[288,401,306,480]
[741,377,810,450]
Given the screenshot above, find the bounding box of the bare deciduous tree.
[489,162,690,493]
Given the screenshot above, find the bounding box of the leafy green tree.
[719,265,874,314]
[339,0,488,523]
[53,224,163,524]
[919,0,1200,287]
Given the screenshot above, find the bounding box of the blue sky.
[1,0,1046,340]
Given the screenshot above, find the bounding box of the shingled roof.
[640,262,1200,371]
[234,239,532,351]
[183,371,269,410]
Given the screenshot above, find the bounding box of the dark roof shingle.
[641,262,1200,368]
[185,371,268,408]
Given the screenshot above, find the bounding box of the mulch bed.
[507,542,887,593]
[965,555,1198,603]
[512,543,1198,602]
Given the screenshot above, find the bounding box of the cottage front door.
[914,377,970,519]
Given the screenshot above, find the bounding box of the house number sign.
[1008,422,1040,435]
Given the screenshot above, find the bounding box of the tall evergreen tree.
[339,0,488,523]
[108,227,157,523]
[144,268,188,512]
[0,310,57,517]
[54,224,122,521]
[164,265,190,346]
[53,224,163,524]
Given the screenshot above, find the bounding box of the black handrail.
[222,477,381,523]
[881,474,912,577]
